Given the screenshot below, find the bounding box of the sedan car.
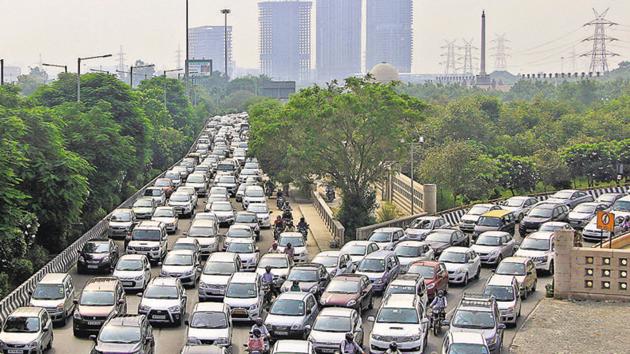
[271,340,314,354]
[340,241,380,265]
[407,260,449,300]
[439,247,481,285]
[470,231,516,266]
[308,308,363,354]
[214,175,238,197]
[143,187,166,206]
[498,196,538,221]
[256,254,293,289]
[384,274,428,306]
[133,197,158,219]
[107,208,136,239]
[280,263,330,297]
[546,189,594,209]
[311,251,354,277]
[77,240,120,274]
[154,177,175,198]
[394,241,435,272]
[172,238,201,259]
[186,220,221,256]
[424,229,470,256]
[0,307,53,353]
[319,274,373,312]
[113,254,152,291]
[404,216,450,240]
[151,206,179,233]
[265,292,319,340]
[160,250,201,287]
[568,202,608,229]
[224,224,256,250]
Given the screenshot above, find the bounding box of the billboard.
[188,59,213,77]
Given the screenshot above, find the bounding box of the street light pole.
[77,53,112,102]
[402,136,424,214]
[0,59,4,85]
[185,0,189,95]
[129,64,155,88]
[221,9,231,79]
[42,63,68,73]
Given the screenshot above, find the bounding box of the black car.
[280,263,331,297]
[519,202,570,235]
[78,240,120,274]
[90,315,154,354]
[424,229,469,256]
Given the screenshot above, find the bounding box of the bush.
[11,259,34,285]
[0,273,9,298]
[376,202,401,223]
[27,244,51,271]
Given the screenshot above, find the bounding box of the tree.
[495,155,538,195]
[533,149,571,190]
[17,67,48,96]
[563,142,617,187]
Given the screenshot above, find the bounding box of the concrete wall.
[378,171,437,216]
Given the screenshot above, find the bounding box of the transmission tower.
[491,34,510,71]
[440,40,458,75]
[117,46,125,73]
[457,39,478,76]
[580,8,618,73]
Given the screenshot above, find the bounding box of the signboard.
[188,59,213,77]
[596,211,615,232]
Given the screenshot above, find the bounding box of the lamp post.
[42,63,68,73]
[77,53,112,102]
[163,68,183,77]
[129,64,155,88]
[220,8,231,79]
[161,68,183,106]
[1,59,5,85]
[401,136,425,214]
[185,0,189,95]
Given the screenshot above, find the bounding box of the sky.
[2,0,630,77]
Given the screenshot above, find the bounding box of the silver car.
[394,241,435,272]
[185,172,208,196]
[113,254,152,291]
[471,231,516,265]
[459,204,502,233]
[199,253,242,301]
[211,201,235,226]
[107,208,136,239]
[308,307,363,353]
[185,302,232,348]
[186,220,221,256]
[225,238,260,271]
[168,192,196,218]
[214,175,238,197]
[546,189,594,210]
[224,272,264,322]
[265,292,319,340]
[0,307,53,353]
[404,216,450,240]
[498,196,538,221]
[568,202,608,229]
[160,250,202,287]
[133,197,157,219]
[138,277,187,326]
[247,203,272,228]
[311,251,354,277]
[29,273,75,325]
[151,206,179,233]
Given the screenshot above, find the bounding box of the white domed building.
[369,62,400,83]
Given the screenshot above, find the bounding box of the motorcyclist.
[290,280,301,292]
[282,202,293,221]
[284,243,295,262]
[274,215,284,229]
[251,317,270,350]
[297,217,308,231]
[247,328,265,353]
[429,290,448,322]
[385,342,402,354]
[264,180,275,196]
[339,332,364,354]
[268,242,280,254]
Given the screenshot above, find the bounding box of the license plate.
[122,281,133,286]
[275,330,288,336]
[8,349,22,354]
[87,321,101,326]
[322,349,335,353]
[87,265,98,269]
[232,309,246,315]
[152,315,166,320]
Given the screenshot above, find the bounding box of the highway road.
[49,190,556,354]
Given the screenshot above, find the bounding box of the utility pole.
[458,39,478,76]
[491,34,510,71]
[129,63,155,88]
[42,63,68,73]
[440,40,458,76]
[581,8,618,73]
[221,9,231,79]
[77,53,112,102]
[0,59,4,85]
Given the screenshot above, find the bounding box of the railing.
[311,190,345,247]
[379,172,437,215]
[0,118,208,321]
[356,212,428,240]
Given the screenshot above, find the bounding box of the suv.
[138,277,187,326]
[0,307,53,353]
[368,293,429,353]
[211,201,235,226]
[186,219,221,256]
[459,204,503,233]
[199,252,242,301]
[280,263,330,296]
[519,202,570,235]
[473,210,517,240]
[168,192,196,218]
[355,250,400,293]
[73,277,127,336]
[483,274,522,326]
[546,189,594,209]
[77,239,120,274]
[425,229,469,256]
[113,254,152,291]
[108,208,136,239]
[514,231,556,274]
[214,175,238,196]
[439,247,481,285]
[224,272,264,322]
[470,231,516,266]
[384,274,428,306]
[368,227,405,250]
[160,250,202,287]
[185,172,209,196]
[90,315,154,354]
[495,257,537,299]
[308,307,364,354]
[185,302,232,348]
[143,187,166,206]
[132,197,158,219]
[126,221,168,263]
[265,292,319,340]
[442,332,490,354]
[29,273,75,325]
[445,293,505,354]
[498,196,538,222]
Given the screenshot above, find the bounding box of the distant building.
[316,0,362,82]
[369,62,400,83]
[261,80,296,100]
[259,0,312,83]
[188,26,233,76]
[366,0,413,73]
[3,66,21,83]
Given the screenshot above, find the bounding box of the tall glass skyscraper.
[188,26,233,76]
[366,0,413,73]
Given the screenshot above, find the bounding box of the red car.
[319,274,374,313]
[407,260,448,300]
[154,178,175,198]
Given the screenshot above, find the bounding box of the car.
[425,229,470,256]
[168,192,196,218]
[280,263,330,297]
[498,196,538,222]
[514,231,556,274]
[211,201,235,226]
[138,277,187,326]
[355,250,401,292]
[242,185,266,209]
[404,216,451,240]
[407,261,449,301]
[233,149,247,166]
[567,202,608,229]
[194,164,211,177]
[29,273,75,325]
[173,166,190,182]
[238,170,260,184]
[247,203,272,228]
[209,186,229,199]
[224,272,265,322]
[439,247,481,285]
[77,239,120,274]
[244,161,260,171]
[151,206,179,233]
[194,212,219,225]
[234,211,261,239]
[546,189,594,209]
[539,221,575,233]
[226,238,260,271]
[143,187,166,206]
[311,251,354,277]
[235,183,247,202]
[177,186,199,207]
[394,241,435,272]
[73,277,127,336]
[441,331,490,354]
[90,314,154,354]
[224,224,256,250]
[0,307,53,353]
[271,340,314,354]
[277,232,309,263]
[205,195,230,211]
[519,202,570,235]
[367,293,429,354]
[368,227,406,250]
[340,240,380,265]
[308,307,364,354]
[459,204,503,233]
[319,274,374,313]
[133,197,158,219]
[470,231,516,266]
[472,210,517,240]
[154,177,176,197]
[216,160,239,176]
[483,275,521,326]
[186,220,221,256]
[107,208,136,239]
[172,238,201,259]
[214,175,238,196]
[495,256,538,299]
[596,192,627,207]
[113,254,152,291]
[582,215,623,242]
[185,172,209,196]
[445,293,505,354]
[185,302,232,348]
[265,292,320,340]
[199,252,242,301]
[384,273,428,305]
[164,170,183,188]
[256,253,293,289]
[126,221,168,263]
[160,250,202,287]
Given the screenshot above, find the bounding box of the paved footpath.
[296,202,334,252]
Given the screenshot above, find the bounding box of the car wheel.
[47,333,53,350]
[463,274,469,286]
[475,265,481,279]
[548,261,554,275]
[532,280,537,292]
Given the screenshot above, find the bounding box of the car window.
[41,312,49,326]
[306,295,316,310]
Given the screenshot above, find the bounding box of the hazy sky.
[2,0,630,76]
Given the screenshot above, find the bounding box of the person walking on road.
[339,332,364,354]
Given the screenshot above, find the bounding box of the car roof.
[390,278,417,286]
[471,203,495,208]
[261,253,288,259]
[39,273,69,284]
[319,307,355,317]
[277,292,310,301]
[208,252,239,262]
[229,238,255,244]
[410,260,440,267]
[542,221,569,227]
[365,249,395,259]
[230,272,259,283]
[534,202,562,209]
[487,274,516,286]
[180,345,225,354]
[443,247,470,253]
[507,196,531,201]
[275,340,310,352]
[528,231,554,240]
[332,274,365,282]
[292,263,322,271]
[150,277,179,286]
[86,239,110,245]
[619,195,630,202]
[482,210,512,217]
[118,254,147,261]
[501,256,529,264]
[106,315,143,327]
[382,293,418,308]
[344,240,374,246]
[315,250,342,258]
[577,202,605,207]
[236,211,257,216]
[11,307,44,317]
[166,250,194,257]
[415,216,442,221]
[137,220,162,228]
[397,240,430,247]
[478,231,511,238]
[191,220,216,227]
[374,227,403,232]
[451,331,486,345]
[175,238,198,244]
[85,277,120,291]
[193,302,226,312]
[554,189,578,193]
[229,224,252,230]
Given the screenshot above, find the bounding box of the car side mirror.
[367,316,375,322]
[89,334,97,342]
[118,299,125,305]
[42,326,49,332]
[73,299,78,305]
[498,323,507,330]
[442,319,450,327]
[304,325,311,331]
[136,292,143,297]
[468,259,475,264]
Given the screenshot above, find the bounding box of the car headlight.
[457,268,467,274]
[183,269,194,276]
[346,300,357,307]
[73,311,82,319]
[376,278,384,284]
[215,337,230,345]
[102,256,110,262]
[249,303,258,311]
[199,281,209,288]
[409,334,422,341]
[25,340,39,349]
[138,304,151,313]
[187,337,202,345]
[168,305,181,313]
[134,274,144,280]
[504,307,514,314]
[291,323,302,330]
[426,283,435,289]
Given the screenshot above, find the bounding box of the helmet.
[300,217,305,222]
[265,266,272,272]
[389,342,398,350]
[345,332,354,341]
[438,290,445,297]
[286,243,292,248]
[252,328,261,337]
[255,317,263,325]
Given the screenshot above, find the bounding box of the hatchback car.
[483,275,521,326]
[133,197,158,219]
[271,340,314,354]
[340,241,380,265]
[498,196,538,222]
[138,277,187,326]
[442,331,490,354]
[247,203,272,228]
[459,204,503,233]
[596,192,627,207]
[168,192,196,218]
[73,277,127,336]
[280,263,330,297]
[234,211,261,239]
[186,219,221,256]
[108,208,136,239]
[185,172,209,196]
[164,170,183,188]
[113,254,152,291]
[404,216,450,241]
[355,250,401,292]
[368,227,405,250]
[473,210,517,240]
[568,202,608,229]
[546,189,594,209]
[211,201,235,226]
[439,247,481,285]
[0,307,53,353]
[143,187,166,206]
[514,231,556,274]
[311,251,354,277]
[199,252,242,301]
[160,250,201,287]
[214,175,238,196]
[319,274,373,313]
[394,241,435,272]
[519,202,570,235]
[425,229,470,256]
[90,314,154,354]
[126,221,168,263]
[256,254,293,289]
[470,231,516,266]
[445,294,505,354]
[77,239,120,274]
[151,206,179,233]
[224,224,256,250]
[277,233,309,263]
[495,256,538,299]
[308,307,363,354]
[185,302,232,348]
[407,261,449,300]
[226,238,259,271]
[28,273,75,325]
[224,272,265,322]
[265,292,319,340]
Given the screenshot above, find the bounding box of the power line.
[580,8,619,73]
[439,40,458,75]
[491,34,510,71]
[512,27,584,54]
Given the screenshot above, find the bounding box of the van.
[29,273,75,324]
[126,221,168,263]
[473,210,516,240]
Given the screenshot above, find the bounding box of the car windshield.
[484,285,515,301]
[226,282,257,298]
[552,191,574,199]
[212,203,232,212]
[116,259,144,271]
[387,285,416,295]
[408,264,435,278]
[218,176,235,183]
[612,200,630,212]
[134,199,153,207]
[165,172,180,179]
[153,208,175,217]
[245,188,264,197]
[110,211,132,222]
[244,163,258,169]
[440,252,466,264]
[396,245,423,257]
[475,235,503,246]
[468,206,490,215]
[170,194,190,202]
[495,262,526,275]
[144,286,178,299]
[377,308,419,324]
[241,170,256,175]
[598,195,617,202]
[411,219,432,229]
[227,242,255,253]
[3,317,40,333]
[358,259,385,272]
[520,238,550,251]
[313,316,351,332]
[145,189,162,197]
[203,262,236,275]
[452,310,495,329]
[343,244,366,256]
[528,207,553,218]
[98,325,140,344]
[228,228,252,238]
[270,299,305,316]
[80,291,115,305]
[235,214,257,223]
[369,232,391,242]
[210,188,227,195]
[448,344,490,354]
[573,204,596,213]
[32,284,64,300]
[189,226,215,237]
[288,269,319,282]
[425,232,452,243]
[279,237,304,247]
[326,279,360,293]
[248,205,268,213]
[164,254,193,266]
[190,312,228,329]
[539,223,565,232]
[83,242,109,253]
[313,255,337,267]
[503,198,525,207]
[258,257,288,269]
[132,229,161,241]
[187,175,205,183]
[477,217,502,227]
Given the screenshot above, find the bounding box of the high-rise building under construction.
[366,0,413,73]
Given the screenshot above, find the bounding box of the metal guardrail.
[311,191,345,248]
[0,118,209,321]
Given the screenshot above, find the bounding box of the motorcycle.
[284,220,295,232]
[243,335,266,354]
[273,224,284,240]
[276,196,285,210]
[262,283,274,309]
[298,225,308,240]
[431,308,445,336]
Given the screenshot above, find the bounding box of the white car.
[498,196,538,221]
[247,203,272,228]
[256,254,292,288]
[185,302,232,348]
[368,227,405,250]
[439,247,481,285]
[404,216,450,241]
[168,192,196,218]
[199,253,241,301]
[160,250,201,287]
[224,224,256,250]
[113,254,152,291]
[368,294,429,353]
[186,220,221,256]
[138,277,187,326]
[277,232,309,263]
[340,240,380,265]
[514,231,556,274]
[582,216,622,242]
[0,307,54,354]
[225,238,260,271]
[223,272,264,322]
[211,201,235,226]
[394,241,435,272]
[308,307,363,353]
[272,340,314,354]
[311,251,354,277]
[151,206,179,233]
[242,185,266,209]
